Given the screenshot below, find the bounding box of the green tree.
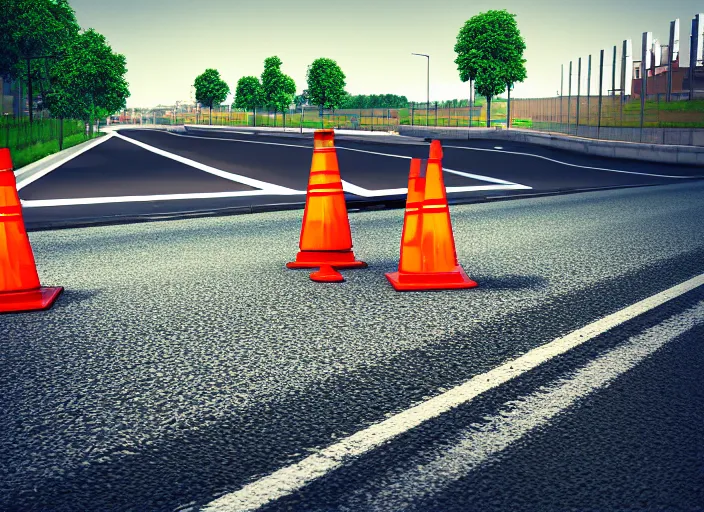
[0,0,80,121]
[306,58,346,114]
[234,75,263,126]
[46,29,129,135]
[194,68,230,125]
[271,74,296,127]
[260,56,295,126]
[454,9,527,127]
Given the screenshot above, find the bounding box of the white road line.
[113,132,301,194]
[443,144,703,179]
[122,130,532,195]
[15,133,116,191]
[352,300,704,511]
[341,181,530,198]
[442,167,525,186]
[19,190,296,208]
[201,272,704,512]
[183,128,256,135]
[150,129,313,149]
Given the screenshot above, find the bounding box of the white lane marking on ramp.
[443,144,703,179]
[152,129,313,149]
[20,190,296,208]
[201,273,704,512]
[350,300,704,511]
[341,182,531,198]
[15,133,116,191]
[114,132,302,194]
[122,130,531,196]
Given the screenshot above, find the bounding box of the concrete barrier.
[397,126,704,166]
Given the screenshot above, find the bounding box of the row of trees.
[194,9,527,128]
[0,0,130,131]
[193,58,410,124]
[193,56,299,125]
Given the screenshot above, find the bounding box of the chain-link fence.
[115,90,704,146]
[508,95,704,144]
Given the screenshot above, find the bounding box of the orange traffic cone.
[385,140,477,291]
[287,129,366,271]
[0,148,63,313]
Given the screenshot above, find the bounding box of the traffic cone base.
[287,250,367,269]
[310,264,345,283]
[385,267,477,291]
[0,286,63,314]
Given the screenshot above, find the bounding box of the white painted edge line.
[334,147,528,189]
[121,130,532,196]
[150,129,313,149]
[185,129,255,135]
[161,129,697,180]
[19,189,292,208]
[341,182,530,198]
[443,144,704,179]
[353,300,704,510]
[113,132,301,194]
[15,133,116,191]
[201,272,704,512]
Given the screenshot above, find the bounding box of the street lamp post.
[412,53,430,126]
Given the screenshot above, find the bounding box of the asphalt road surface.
[2,180,704,511]
[16,128,703,230]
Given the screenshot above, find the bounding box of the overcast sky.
[68,0,702,107]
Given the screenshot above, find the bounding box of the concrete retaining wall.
[397,126,704,166]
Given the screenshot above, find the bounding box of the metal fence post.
[567,61,572,134]
[576,58,581,135]
[469,80,473,129]
[667,20,675,102]
[640,32,650,142]
[560,64,564,133]
[612,45,617,99]
[587,55,592,130]
[598,50,604,139]
[435,101,438,126]
[690,17,697,101]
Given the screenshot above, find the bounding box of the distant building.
[629,14,704,99]
[631,47,686,97]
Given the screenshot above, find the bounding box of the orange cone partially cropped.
[287,129,366,270]
[385,140,477,291]
[0,148,63,313]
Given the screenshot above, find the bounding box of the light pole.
[412,53,430,126]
